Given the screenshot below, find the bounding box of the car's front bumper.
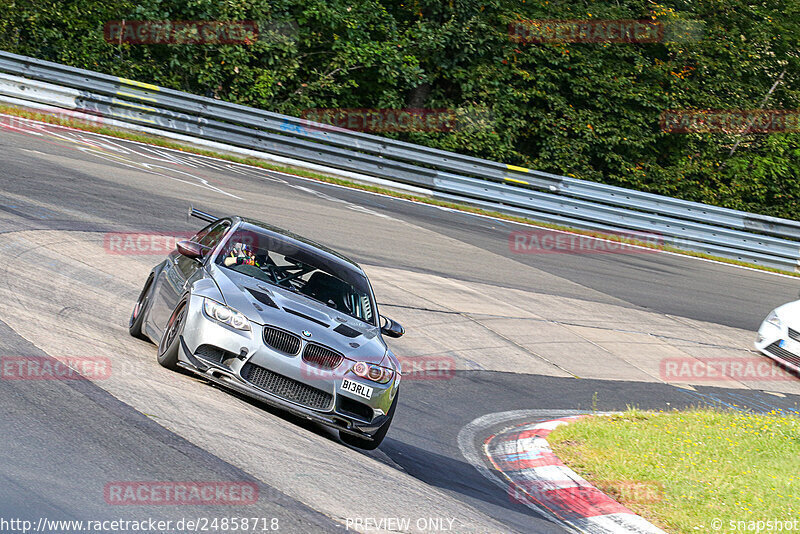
[754,319,800,374]
[176,295,398,437]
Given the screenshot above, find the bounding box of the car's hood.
[773,299,800,325]
[209,264,387,365]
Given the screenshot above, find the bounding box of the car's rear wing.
[188,206,218,223]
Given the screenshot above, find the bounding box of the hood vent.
[333,324,361,338]
[284,307,329,328]
[246,287,280,309]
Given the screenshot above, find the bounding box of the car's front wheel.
[340,391,398,450]
[157,298,188,371]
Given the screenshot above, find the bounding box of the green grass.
[548,409,800,533]
[2,104,798,278]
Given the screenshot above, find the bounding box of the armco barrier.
[0,50,798,271]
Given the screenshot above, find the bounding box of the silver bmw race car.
[129,208,404,449]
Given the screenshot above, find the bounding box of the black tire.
[129,272,157,340]
[340,390,398,450]
[157,298,188,371]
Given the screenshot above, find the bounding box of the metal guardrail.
[0,50,798,271]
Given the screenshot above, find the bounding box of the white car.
[755,301,800,374]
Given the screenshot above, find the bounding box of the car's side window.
[194,221,230,250]
[191,222,214,243]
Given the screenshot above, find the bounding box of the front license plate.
[341,378,373,400]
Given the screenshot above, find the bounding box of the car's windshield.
[216,226,375,325]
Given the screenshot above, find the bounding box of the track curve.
[1,116,800,533]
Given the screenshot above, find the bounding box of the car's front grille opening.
[195,345,236,364]
[241,363,333,410]
[337,395,374,421]
[764,342,800,368]
[302,343,344,370]
[788,328,800,343]
[263,326,301,355]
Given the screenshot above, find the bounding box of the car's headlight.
[766,310,783,329]
[352,361,394,384]
[203,298,251,331]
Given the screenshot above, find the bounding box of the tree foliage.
[1,0,799,218]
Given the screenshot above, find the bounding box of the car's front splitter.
[177,336,387,440]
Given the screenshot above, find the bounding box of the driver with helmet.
[223,242,260,268]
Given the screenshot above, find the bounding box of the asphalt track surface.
[1,118,799,534]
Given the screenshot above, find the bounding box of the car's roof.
[233,216,365,276]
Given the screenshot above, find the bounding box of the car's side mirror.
[380,315,405,338]
[176,240,204,260]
